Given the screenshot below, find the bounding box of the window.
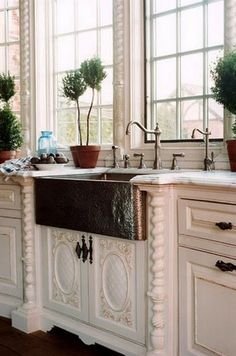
[145,0,224,141]
[53,0,113,147]
[0,0,20,115]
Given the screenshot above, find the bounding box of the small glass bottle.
[37,131,57,156]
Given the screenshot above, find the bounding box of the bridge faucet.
[191,127,214,171]
[126,121,162,169]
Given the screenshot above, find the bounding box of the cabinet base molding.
[0,295,22,317]
[11,307,41,333]
[41,308,146,356]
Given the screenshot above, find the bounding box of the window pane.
[12,78,20,111]
[57,109,77,146]
[101,108,113,144]
[208,49,223,94]
[156,102,176,140]
[77,0,97,30]
[7,0,18,7]
[181,53,203,96]
[81,108,98,144]
[57,35,75,71]
[8,9,19,42]
[181,99,203,139]
[154,0,176,13]
[180,0,200,6]
[55,0,74,34]
[101,28,113,65]
[208,1,224,47]
[208,99,223,138]
[154,58,176,100]
[0,12,5,42]
[80,88,98,108]
[8,43,20,75]
[101,68,113,105]
[0,1,5,9]
[181,7,203,52]
[0,47,5,72]
[153,14,176,57]
[100,0,112,26]
[78,31,96,63]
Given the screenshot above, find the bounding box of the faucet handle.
[123,154,130,168]
[133,153,146,169]
[171,152,185,170]
[112,145,119,168]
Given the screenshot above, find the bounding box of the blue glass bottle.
[37,131,57,156]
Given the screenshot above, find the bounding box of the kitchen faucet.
[191,127,214,171]
[126,121,162,169]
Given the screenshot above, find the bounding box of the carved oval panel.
[102,253,129,311]
[54,242,76,294]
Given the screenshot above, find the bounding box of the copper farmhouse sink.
[35,172,147,240]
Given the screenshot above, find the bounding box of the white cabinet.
[41,226,146,349]
[178,196,236,356]
[0,184,23,316]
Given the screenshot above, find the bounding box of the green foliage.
[61,70,87,102]
[80,57,107,91]
[211,51,236,135]
[0,73,16,103]
[0,73,23,151]
[0,104,23,150]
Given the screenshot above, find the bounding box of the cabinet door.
[89,235,146,343]
[179,246,236,356]
[41,227,88,321]
[0,217,22,299]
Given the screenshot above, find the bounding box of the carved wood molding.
[113,0,125,148]
[21,182,36,308]
[147,190,167,354]
[20,0,32,155]
[99,239,134,328]
[51,229,80,308]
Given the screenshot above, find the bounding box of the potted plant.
[211,50,236,171]
[62,57,106,168]
[0,73,23,164]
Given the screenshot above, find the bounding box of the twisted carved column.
[147,190,166,355]
[113,0,125,149]
[20,0,31,155]
[11,177,39,332]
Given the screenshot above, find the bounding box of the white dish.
[33,163,67,171]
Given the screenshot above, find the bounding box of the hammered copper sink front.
[35,176,146,240]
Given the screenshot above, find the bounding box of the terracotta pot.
[226,140,236,171]
[0,150,16,164]
[70,145,101,168]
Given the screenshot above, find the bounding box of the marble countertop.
[1,166,236,188]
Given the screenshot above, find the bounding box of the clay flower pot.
[226,140,236,171]
[70,145,101,168]
[0,150,16,164]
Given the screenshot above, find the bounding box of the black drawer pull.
[215,222,232,230]
[215,260,236,272]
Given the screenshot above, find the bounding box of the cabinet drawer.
[0,185,21,210]
[178,199,236,245]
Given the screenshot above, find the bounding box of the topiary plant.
[80,57,107,145]
[62,57,106,146]
[0,104,23,150]
[0,73,23,152]
[61,70,87,145]
[211,50,236,136]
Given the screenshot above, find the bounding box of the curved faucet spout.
[125,120,162,169]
